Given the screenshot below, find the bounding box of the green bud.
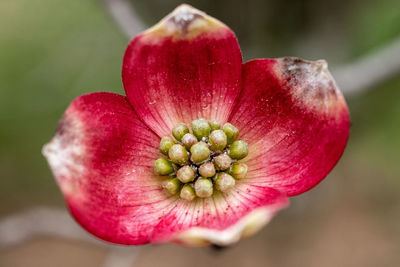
[168,144,189,165]
[199,162,216,178]
[163,177,181,195]
[214,173,235,192]
[194,178,213,198]
[172,123,189,141]
[209,130,227,151]
[159,136,175,155]
[191,118,211,140]
[222,123,239,144]
[229,140,248,160]
[154,158,174,175]
[229,163,248,179]
[209,120,221,131]
[180,184,196,201]
[213,153,232,170]
[190,141,210,163]
[181,133,197,149]
[177,165,196,183]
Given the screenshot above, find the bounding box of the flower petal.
[229,58,350,196]
[122,4,242,137]
[151,184,288,246]
[42,92,175,245]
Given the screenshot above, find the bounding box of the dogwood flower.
[43,4,349,247]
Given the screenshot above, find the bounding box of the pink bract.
[43,4,349,247]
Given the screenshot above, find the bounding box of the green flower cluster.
[154,119,248,200]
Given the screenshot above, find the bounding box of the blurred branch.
[332,36,400,96]
[103,246,142,267]
[0,207,96,248]
[0,207,141,267]
[103,0,146,39]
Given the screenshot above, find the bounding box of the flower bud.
[172,123,189,141]
[229,140,248,160]
[180,184,196,201]
[177,165,196,183]
[168,144,189,165]
[222,123,239,144]
[163,177,181,195]
[209,130,227,151]
[194,178,213,198]
[214,173,235,192]
[229,163,248,179]
[191,118,211,140]
[190,141,210,163]
[208,120,221,131]
[154,158,174,175]
[213,153,232,170]
[181,133,197,149]
[159,136,175,155]
[199,162,216,178]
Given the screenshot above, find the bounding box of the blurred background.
[0,0,399,266]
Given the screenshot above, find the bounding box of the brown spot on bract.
[278,57,344,115]
[143,4,226,40]
[167,11,202,35]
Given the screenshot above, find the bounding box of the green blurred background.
[0,0,399,266]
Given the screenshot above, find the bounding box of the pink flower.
[43,4,349,247]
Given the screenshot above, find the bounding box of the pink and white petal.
[42,92,175,245]
[229,58,350,196]
[151,184,288,246]
[122,4,242,137]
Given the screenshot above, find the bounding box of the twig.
[103,0,146,39]
[0,207,141,267]
[332,36,400,96]
[0,207,99,248]
[102,246,142,267]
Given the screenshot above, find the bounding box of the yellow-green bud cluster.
[154,119,249,200]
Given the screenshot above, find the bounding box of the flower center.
[154,119,249,201]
